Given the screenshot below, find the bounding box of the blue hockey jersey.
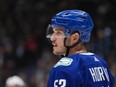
[47,52,114,87]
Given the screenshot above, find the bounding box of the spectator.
[6,75,26,87]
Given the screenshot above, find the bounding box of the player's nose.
[50,34,56,42]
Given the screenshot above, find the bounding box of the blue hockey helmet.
[46,10,94,42]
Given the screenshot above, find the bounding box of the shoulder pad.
[54,57,73,67]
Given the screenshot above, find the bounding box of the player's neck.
[68,43,87,56]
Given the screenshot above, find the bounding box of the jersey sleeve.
[47,67,82,87]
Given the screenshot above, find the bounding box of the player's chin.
[53,51,59,55]
[53,50,63,55]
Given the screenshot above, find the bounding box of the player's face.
[50,28,66,55]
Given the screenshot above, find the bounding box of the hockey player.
[46,10,114,87]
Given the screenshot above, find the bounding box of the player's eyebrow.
[53,28,64,32]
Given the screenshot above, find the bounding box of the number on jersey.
[54,79,66,87]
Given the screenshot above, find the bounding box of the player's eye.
[55,31,63,35]
[53,31,65,38]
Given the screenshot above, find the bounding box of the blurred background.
[0,0,116,87]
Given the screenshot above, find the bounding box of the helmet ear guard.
[79,30,91,42]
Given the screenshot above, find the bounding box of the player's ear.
[71,32,80,44]
[65,32,79,46]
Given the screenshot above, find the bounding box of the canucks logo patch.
[54,57,73,67]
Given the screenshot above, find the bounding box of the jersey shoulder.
[76,52,108,66]
[53,53,97,70]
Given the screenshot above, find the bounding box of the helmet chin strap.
[62,37,81,57]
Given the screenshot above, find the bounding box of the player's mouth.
[53,44,58,49]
